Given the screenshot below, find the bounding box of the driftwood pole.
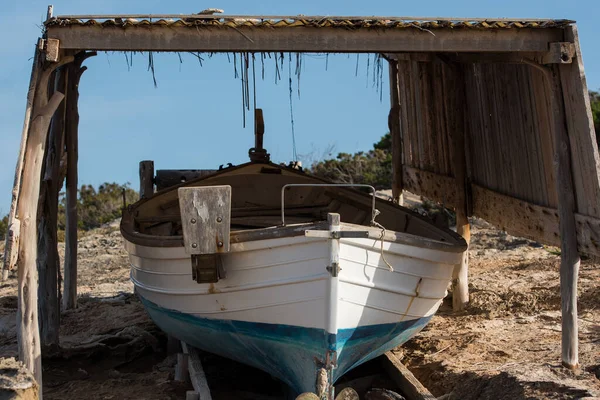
[550,65,580,369]
[388,59,403,205]
[522,58,581,369]
[139,160,155,199]
[16,50,74,390]
[63,52,95,310]
[37,67,67,348]
[2,44,42,281]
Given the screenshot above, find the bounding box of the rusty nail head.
[191,218,196,224]
[217,216,222,223]
[217,241,223,247]
[192,243,197,248]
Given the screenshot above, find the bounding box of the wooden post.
[2,44,42,281]
[522,57,582,369]
[551,65,580,370]
[38,67,67,348]
[16,51,74,390]
[445,60,470,311]
[139,160,155,199]
[63,51,95,310]
[388,59,403,205]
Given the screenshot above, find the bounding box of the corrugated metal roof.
[45,15,574,30]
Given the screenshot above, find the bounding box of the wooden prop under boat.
[120,118,467,398]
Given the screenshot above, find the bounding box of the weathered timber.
[559,26,600,218]
[63,52,95,310]
[155,169,217,191]
[2,44,42,281]
[38,67,68,347]
[402,166,458,208]
[17,52,73,389]
[46,24,564,53]
[182,342,213,400]
[388,59,403,204]
[174,353,189,382]
[549,62,581,369]
[178,186,232,255]
[444,61,470,311]
[399,167,600,256]
[139,160,154,199]
[381,352,435,400]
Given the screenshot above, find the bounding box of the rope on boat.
[372,218,394,272]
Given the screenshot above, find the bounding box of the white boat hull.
[126,231,461,393]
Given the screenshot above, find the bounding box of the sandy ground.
[0,206,599,399]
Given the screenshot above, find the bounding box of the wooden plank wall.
[394,53,600,256]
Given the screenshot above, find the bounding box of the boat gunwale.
[121,219,467,253]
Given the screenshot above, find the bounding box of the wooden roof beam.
[46,25,564,53]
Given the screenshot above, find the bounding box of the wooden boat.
[120,122,467,398]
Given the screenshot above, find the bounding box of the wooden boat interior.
[121,162,462,247]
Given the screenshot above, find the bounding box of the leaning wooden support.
[63,51,95,310]
[38,67,68,348]
[380,352,435,400]
[2,44,42,281]
[17,51,74,391]
[139,160,155,199]
[182,342,213,400]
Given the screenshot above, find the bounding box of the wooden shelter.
[3,8,599,395]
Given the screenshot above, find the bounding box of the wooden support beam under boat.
[139,160,154,199]
[17,50,74,389]
[380,352,436,400]
[182,342,213,400]
[38,66,68,348]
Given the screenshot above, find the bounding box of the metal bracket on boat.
[326,263,341,277]
[280,183,377,226]
[305,231,369,239]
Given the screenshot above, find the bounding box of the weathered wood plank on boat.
[178,186,232,254]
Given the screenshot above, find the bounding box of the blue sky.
[1,0,599,214]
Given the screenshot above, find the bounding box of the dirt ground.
[0,208,599,399]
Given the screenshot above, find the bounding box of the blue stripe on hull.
[140,296,431,394]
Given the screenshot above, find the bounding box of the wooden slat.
[47,25,564,52]
[178,186,231,254]
[381,352,436,400]
[559,25,600,218]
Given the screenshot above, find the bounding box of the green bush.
[57,182,138,232]
[308,133,392,189]
[0,214,8,241]
[591,90,600,145]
